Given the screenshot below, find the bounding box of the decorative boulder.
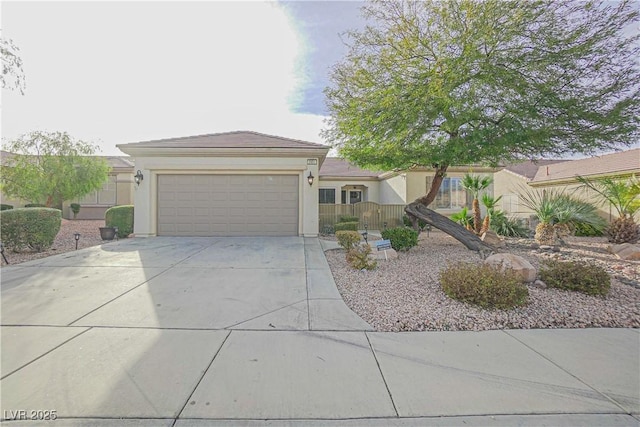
[484,253,537,283]
[481,230,506,248]
[608,243,640,261]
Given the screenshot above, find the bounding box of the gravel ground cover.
[1,219,106,267]
[324,230,640,332]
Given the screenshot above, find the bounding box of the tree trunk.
[405,202,495,255]
[407,164,448,231]
[472,198,482,234]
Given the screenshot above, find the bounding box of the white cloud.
[1,1,328,155]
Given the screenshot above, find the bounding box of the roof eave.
[116,146,330,161]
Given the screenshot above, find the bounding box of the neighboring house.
[494,149,640,221]
[0,150,134,220]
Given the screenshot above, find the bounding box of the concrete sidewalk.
[1,237,638,426]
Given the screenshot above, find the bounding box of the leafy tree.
[1,37,26,94]
[1,131,110,208]
[324,0,640,251]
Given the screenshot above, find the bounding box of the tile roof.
[531,148,640,183]
[504,160,566,180]
[319,158,381,178]
[118,131,328,150]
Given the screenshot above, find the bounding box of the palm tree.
[576,175,640,243]
[461,174,492,234]
[480,194,502,234]
[520,188,606,245]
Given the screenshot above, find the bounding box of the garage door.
[157,174,299,236]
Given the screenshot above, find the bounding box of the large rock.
[608,243,640,261]
[481,230,506,248]
[484,253,537,283]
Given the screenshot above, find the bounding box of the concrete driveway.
[1,237,638,425]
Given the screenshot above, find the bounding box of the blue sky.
[1,1,365,155]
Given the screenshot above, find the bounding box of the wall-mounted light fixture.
[134,170,144,186]
[307,171,314,186]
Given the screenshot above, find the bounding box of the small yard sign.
[375,239,392,251]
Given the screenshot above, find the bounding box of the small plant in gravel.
[336,230,361,250]
[381,227,418,251]
[346,244,377,270]
[439,263,529,309]
[70,203,81,219]
[540,259,610,296]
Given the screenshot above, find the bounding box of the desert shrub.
[338,215,359,223]
[574,221,605,237]
[24,203,46,208]
[381,227,418,251]
[336,230,361,250]
[70,203,81,219]
[105,205,134,237]
[490,212,531,237]
[0,207,61,252]
[440,263,529,309]
[0,204,13,211]
[346,244,377,270]
[539,260,610,296]
[334,221,359,232]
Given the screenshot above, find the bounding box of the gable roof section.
[319,158,381,178]
[504,159,566,181]
[116,130,329,160]
[531,148,640,185]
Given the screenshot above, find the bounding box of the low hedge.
[0,204,13,211]
[334,221,359,232]
[105,205,134,237]
[0,207,61,252]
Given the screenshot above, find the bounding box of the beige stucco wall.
[379,174,406,204]
[492,170,534,219]
[131,155,322,237]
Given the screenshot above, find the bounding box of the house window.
[434,177,466,209]
[78,175,117,205]
[319,188,336,204]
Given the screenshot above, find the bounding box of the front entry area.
[157,174,299,236]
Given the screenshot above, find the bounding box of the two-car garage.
[156,174,299,237]
[117,131,328,238]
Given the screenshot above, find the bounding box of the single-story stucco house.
[1,131,638,236]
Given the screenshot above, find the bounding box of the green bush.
[336,230,361,250]
[574,221,605,237]
[381,227,418,251]
[346,244,377,270]
[105,205,134,238]
[402,214,428,230]
[440,263,529,309]
[338,215,359,223]
[24,203,46,208]
[334,221,359,232]
[0,207,61,252]
[539,260,610,296]
[70,203,81,219]
[0,204,13,211]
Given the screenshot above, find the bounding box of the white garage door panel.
[157,174,299,236]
